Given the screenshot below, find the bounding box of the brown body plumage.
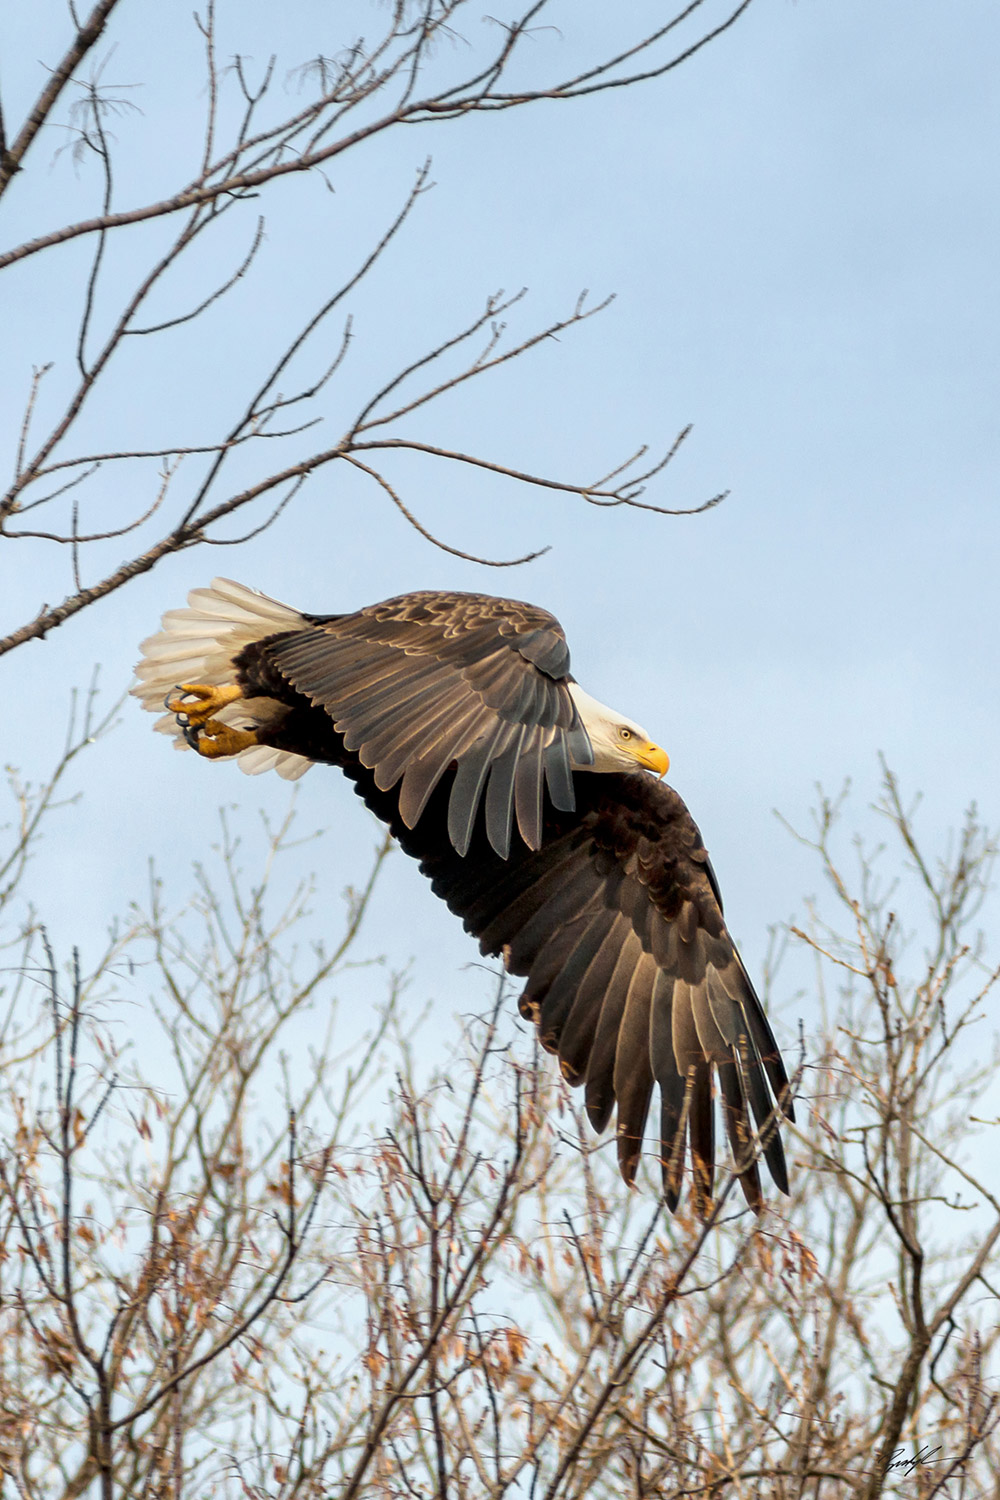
[133,579,794,1213]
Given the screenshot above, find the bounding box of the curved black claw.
[164,690,193,732]
[165,688,193,720]
[165,687,198,742]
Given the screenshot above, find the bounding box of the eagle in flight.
[133,578,793,1214]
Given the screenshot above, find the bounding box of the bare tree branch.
[0,0,123,199]
[0,2,743,660]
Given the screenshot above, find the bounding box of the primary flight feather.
[133,578,793,1213]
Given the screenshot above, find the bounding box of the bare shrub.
[1,723,999,1496]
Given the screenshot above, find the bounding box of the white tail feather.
[132,578,314,781]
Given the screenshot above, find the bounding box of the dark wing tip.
[617,1129,642,1188]
[585,1088,615,1138]
[543,738,576,813]
[661,1174,682,1215]
[763,1133,790,1197]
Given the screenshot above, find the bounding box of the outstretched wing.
[266,591,593,858]
[405,768,794,1212]
[132,581,593,848]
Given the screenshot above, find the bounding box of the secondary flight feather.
[133,578,794,1213]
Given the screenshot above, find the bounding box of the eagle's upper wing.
[267,591,593,857]
[133,581,594,856]
[404,768,794,1212]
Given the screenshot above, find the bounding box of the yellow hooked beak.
[633,740,670,778]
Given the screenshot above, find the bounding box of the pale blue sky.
[2,1,998,1067]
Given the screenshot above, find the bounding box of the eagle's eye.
[618,727,633,741]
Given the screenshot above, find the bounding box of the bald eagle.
[133,579,793,1213]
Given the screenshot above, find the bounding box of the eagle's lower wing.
[412,770,793,1212]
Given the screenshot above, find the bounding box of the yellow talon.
[165,683,255,759]
[192,719,259,759]
[166,682,244,728]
